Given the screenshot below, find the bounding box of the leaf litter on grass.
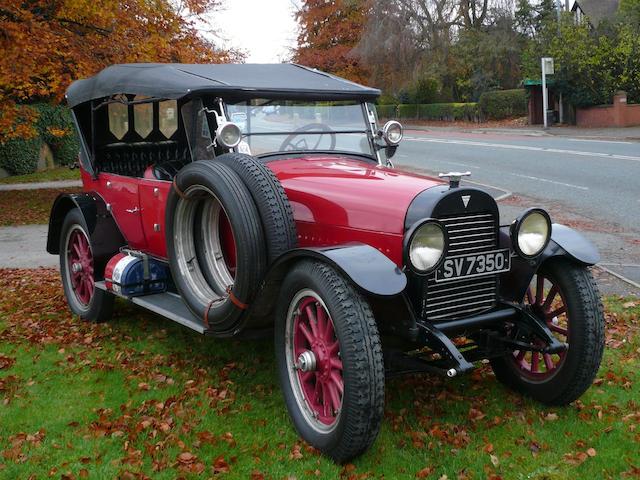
[0,268,638,479]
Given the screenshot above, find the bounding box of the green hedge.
[0,136,43,175]
[418,103,479,122]
[478,89,527,120]
[377,103,479,121]
[376,104,397,119]
[397,104,418,119]
[34,103,80,166]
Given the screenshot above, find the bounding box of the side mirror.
[378,120,403,146]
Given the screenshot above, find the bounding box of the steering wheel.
[279,123,337,152]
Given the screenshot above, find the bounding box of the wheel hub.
[297,350,317,372]
[71,262,83,273]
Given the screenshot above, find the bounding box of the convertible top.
[66,63,380,107]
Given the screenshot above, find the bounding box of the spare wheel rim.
[173,185,232,306]
[285,289,343,433]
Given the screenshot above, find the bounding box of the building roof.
[66,63,380,107]
[572,0,620,25]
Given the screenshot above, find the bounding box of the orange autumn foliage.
[293,0,370,85]
[0,0,241,141]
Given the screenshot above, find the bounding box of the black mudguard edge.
[498,223,600,302]
[46,192,125,278]
[244,243,407,329]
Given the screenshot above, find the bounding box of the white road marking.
[404,137,640,163]
[510,173,589,190]
[437,160,480,170]
[597,265,640,290]
[568,138,633,145]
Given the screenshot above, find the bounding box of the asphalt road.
[394,128,640,294]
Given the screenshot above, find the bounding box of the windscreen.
[226,100,373,157]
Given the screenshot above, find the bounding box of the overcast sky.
[212,0,300,63]
[208,0,575,63]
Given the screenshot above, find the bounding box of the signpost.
[541,57,554,129]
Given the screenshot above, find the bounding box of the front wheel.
[275,261,384,463]
[491,258,605,405]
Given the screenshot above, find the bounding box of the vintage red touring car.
[48,63,605,462]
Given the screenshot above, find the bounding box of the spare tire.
[216,153,297,262]
[166,160,267,336]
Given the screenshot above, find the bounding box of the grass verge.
[0,167,80,185]
[0,188,77,226]
[0,269,638,479]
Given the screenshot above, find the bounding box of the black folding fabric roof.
[66,63,380,107]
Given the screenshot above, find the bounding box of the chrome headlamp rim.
[379,120,404,146]
[404,219,448,275]
[511,208,552,259]
[215,121,242,149]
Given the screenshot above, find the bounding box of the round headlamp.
[379,120,403,146]
[216,122,242,149]
[407,220,447,273]
[512,208,551,258]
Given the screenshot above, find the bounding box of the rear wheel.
[490,259,604,405]
[275,261,384,462]
[59,208,113,322]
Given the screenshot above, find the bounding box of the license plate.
[435,249,511,282]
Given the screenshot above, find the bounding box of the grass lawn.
[0,167,80,185]
[0,269,638,479]
[0,188,78,226]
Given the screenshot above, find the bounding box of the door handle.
[125,207,140,214]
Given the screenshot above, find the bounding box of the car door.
[138,179,171,259]
[91,172,148,251]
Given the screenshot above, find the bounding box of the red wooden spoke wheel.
[286,289,343,431]
[510,273,568,380]
[66,226,95,307]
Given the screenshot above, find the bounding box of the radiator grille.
[424,212,498,321]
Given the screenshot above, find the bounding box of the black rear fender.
[499,223,600,302]
[47,192,125,277]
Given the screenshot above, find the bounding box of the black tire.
[59,208,114,322]
[490,258,605,405]
[216,153,297,262]
[166,161,267,335]
[275,260,384,463]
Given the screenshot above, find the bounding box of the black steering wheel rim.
[279,123,337,152]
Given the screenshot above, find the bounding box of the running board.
[95,281,207,334]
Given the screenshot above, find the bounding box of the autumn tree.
[293,0,370,85]
[0,0,239,142]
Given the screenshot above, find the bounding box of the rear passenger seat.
[97,141,190,178]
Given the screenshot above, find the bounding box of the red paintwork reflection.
[82,156,443,267]
[219,210,237,276]
[268,156,443,266]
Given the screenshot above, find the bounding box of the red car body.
[82,156,441,267]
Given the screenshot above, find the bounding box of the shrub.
[33,103,80,166]
[0,137,43,175]
[377,92,398,105]
[417,103,479,122]
[397,104,418,119]
[411,77,440,104]
[478,89,527,120]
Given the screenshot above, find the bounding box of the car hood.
[267,155,443,234]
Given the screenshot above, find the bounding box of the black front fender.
[244,243,407,328]
[47,192,125,277]
[499,223,600,302]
